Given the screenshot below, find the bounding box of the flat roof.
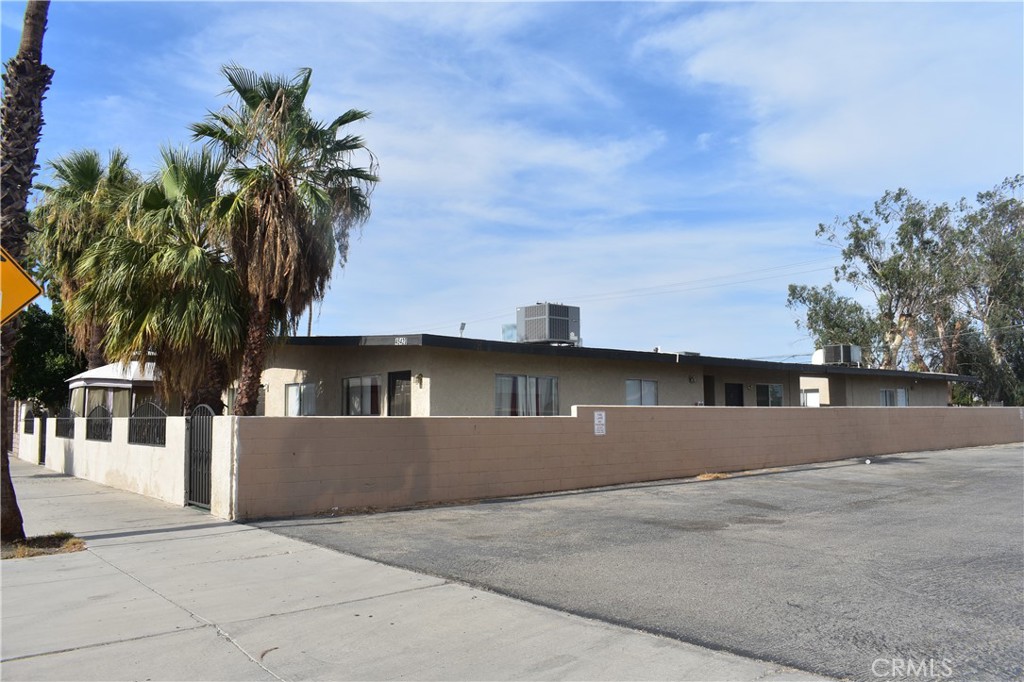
[287,334,973,384]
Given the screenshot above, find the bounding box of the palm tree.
[192,64,378,415]
[1,0,53,543]
[32,148,140,368]
[67,147,245,414]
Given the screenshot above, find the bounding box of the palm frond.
[191,64,380,410]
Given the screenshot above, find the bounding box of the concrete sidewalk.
[1,459,827,681]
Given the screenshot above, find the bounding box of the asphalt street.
[258,443,1024,682]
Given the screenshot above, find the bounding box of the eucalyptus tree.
[67,148,245,414]
[32,148,140,368]
[814,189,952,370]
[790,178,1024,404]
[955,176,1024,402]
[786,283,881,364]
[1,0,54,543]
[192,64,378,415]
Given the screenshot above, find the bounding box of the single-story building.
[240,334,964,417]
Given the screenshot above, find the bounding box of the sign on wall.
[594,410,606,436]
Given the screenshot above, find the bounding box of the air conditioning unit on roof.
[821,344,863,366]
[516,303,581,346]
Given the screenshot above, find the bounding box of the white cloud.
[154,3,659,222]
[634,3,1024,197]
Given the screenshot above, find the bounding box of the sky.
[2,1,1021,361]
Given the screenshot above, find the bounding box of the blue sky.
[3,1,1021,360]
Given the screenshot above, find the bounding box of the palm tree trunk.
[234,305,271,416]
[192,355,230,415]
[86,322,106,369]
[1,0,53,543]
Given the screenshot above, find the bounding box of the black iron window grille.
[128,401,167,447]
[56,407,77,439]
[86,405,112,442]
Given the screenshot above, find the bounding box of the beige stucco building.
[242,334,957,417]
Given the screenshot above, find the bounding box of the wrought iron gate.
[186,404,214,509]
[38,414,47,464]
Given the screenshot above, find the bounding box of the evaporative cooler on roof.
[516,303,581,346]
[822,344,863,366]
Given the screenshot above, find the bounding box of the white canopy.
[67,361,158,390]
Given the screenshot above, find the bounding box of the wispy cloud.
[634,3,1023,198]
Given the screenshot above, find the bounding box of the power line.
[905,322,1024,347]
[746,353,815,361]
[569,257,836,303]
[753,322,1024,366]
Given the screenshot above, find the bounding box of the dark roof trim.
[287,334,974,383]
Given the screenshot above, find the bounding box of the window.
[388,371,412,416]
[881,388,908,407]
[495,375,558,416]
[800,388,820,407]
[286,382,317,416]
[344,375,382,416]
[756,383,784,407]
[626,379,658,406]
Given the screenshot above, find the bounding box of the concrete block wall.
[221,407,1024,520]
[15,418,41,465]
[25,417,188,506]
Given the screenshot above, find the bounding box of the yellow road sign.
[1,246,43,325]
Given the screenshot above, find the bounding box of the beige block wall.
[41,418,187,506]
[221,406,1023,521]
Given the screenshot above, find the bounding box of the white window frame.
[285,382,317,416]
[800,388,820,407]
